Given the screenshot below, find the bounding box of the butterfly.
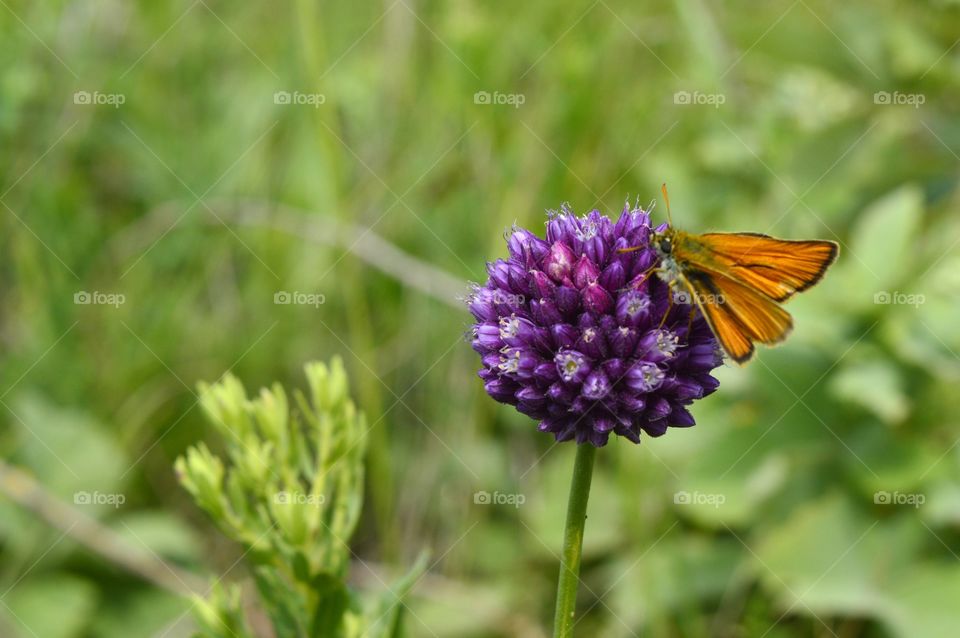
[623,185,838,364]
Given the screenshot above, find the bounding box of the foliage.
[176,358,425,638]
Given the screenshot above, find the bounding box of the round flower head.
[467,202,722,446]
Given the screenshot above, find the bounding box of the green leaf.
[921,482,960,527]
[364,551,429,638]
[191,582,255,638]
[606,536,743,629]
[754,494,886,617]
[673,423,792,528]
[115,510,202,564]
[89,589,189,638]
[838,185,923,310]
[524,448,624,555]
[293,550,313,583]
[886,21,943,76]
[10,394,127,501]
[252,567,307,638]
[882,563,960,638]
[3,575,97,638]
[829,358,909,424]
[845,424,935,496]
[308,573,351,638]
[753,493,931,625]
[887,251,960,372]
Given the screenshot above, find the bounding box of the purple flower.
[468,204,722,446]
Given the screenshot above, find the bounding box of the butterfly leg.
[657,290,674,329]
[619,265,663,293]
[676,281,698,340]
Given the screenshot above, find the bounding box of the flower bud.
[581,369,611,400]
[543,241,576,282]
[550,323,579,349]
[473,323,501,352]
[578,326,608,359]
[508,228,548,266]
[609,325,637,357]
[582,282,613,315]
[484,378,518,403]
[573,254,600,289]
[529,269,556,299]
[599,261,625,291]
[530,298,562,325]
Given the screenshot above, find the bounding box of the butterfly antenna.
[661,182,673,227]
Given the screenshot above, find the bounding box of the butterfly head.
[651,183,678,260]
[651,225,679,260]
[648,226,684,292]
[654,232,672,257]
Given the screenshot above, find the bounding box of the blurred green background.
[2,0,960,636]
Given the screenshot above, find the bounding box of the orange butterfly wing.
[695,233,838,302]
[681,269,794,364]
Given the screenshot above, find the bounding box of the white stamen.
[499,314,520,339]
[655,330,679,358]
[626,294,650,317]
[575,218,598,241]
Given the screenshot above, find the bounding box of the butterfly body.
[648,224,837,364]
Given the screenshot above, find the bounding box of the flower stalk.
[553,443,597,637]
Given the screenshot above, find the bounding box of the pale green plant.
[176,358,425,638]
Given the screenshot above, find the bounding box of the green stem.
[552,443,597,638]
